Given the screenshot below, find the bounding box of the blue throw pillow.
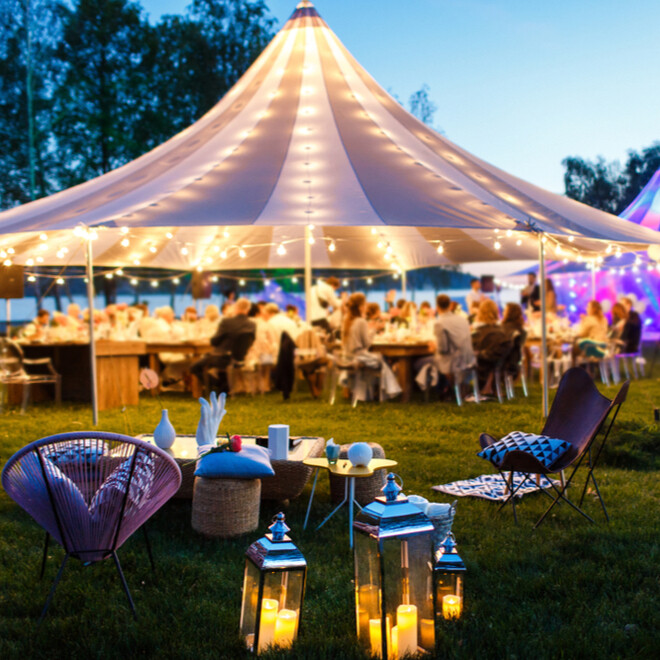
[477,431,569,469]
[194,445,274,479]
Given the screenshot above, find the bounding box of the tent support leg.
[86,234,99,426]
[304,224,312,323]
[539,235,549,418]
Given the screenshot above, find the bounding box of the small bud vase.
[154,409,176,450]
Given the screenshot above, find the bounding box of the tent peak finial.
[296,1,314,8]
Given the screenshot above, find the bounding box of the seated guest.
[576,300,608,358]
[181,305,200,339]
[197,304,221,339]
[500,302,527,378]
[341,292,401,400]
[265,302,300,351]
[414,294,475,398]
[471,299,511,393]
[609,302,627,343]
[366,302,385,333]
[66,303,84,334]
[286,304,304,327]
[191,297,256,393]
[23,308,51,340]
[620,296,642,354]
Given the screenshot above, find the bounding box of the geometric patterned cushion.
[477,431,569,469]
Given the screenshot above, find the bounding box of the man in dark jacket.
[620,297,642,354]
[191,298,256,392]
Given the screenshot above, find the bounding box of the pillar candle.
[258,598,278,651]
[396,604,418,656]
[442,595,462,619]
[420,618,435,649]
[390,625,398,660]
[369,619,383,658]
[274,608,297,648]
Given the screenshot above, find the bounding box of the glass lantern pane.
[382,533,434,657]
[354,532,383,655]
[240,560,261,651]
[257,570,304,650]
[435,572,463,621]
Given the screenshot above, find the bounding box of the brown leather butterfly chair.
[479,367,629,527]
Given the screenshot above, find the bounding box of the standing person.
[466,278,486,318]
[620,297,642,353]
[533,278,558,315]
[190,298,256,393]
[310,277,341,333]
[521,273,540,310]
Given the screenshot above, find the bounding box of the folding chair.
[479,368,629,527]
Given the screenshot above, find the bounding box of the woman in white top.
[576,300,609,358]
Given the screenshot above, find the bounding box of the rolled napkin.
[407,495,429,514]
[195,391,227,447]
[426,501,457,552]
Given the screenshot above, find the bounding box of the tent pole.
[538,235,549,417]
[591,263,597,299]
[5,299,10,335]
[401,270,407,299]
[86,236,99,426]
[304,224,312,322]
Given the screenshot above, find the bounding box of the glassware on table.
[325,443,341,465]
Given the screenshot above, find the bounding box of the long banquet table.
[370,341,433,402]
[22,340,146,410]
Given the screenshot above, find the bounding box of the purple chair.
[1,432,181,621]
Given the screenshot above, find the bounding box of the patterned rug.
[432,472,560,502]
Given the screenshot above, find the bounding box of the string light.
[121,238,129,247]
[130,278,138,285]
[28,275,36,282]
[3,259,11,266]
[436,244,444,254]
[277,244,286,256]
[329,242,336,252]
[342,279,349,286]
[239,279,245,286]
[366,277,373,285]
[494,241,501,250]
[264,279,271,286]
[105,273,113,279]
[151,280,158,288]
[56,277,64,285]
[239,248,247,259]
[166,232,173,239]
[181,247,188,255]
[173,277,180,284]
[120,227,129,235]
[292,276,298,283]
[39,233,48,241]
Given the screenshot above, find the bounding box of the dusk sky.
[141,0,660,194]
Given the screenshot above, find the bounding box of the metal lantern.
[433,532,465,622]
[240,513,307,653]
[353,473,436,659]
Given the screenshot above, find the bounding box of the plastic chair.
[1,432,181,621]
[0,338,61,413]
[479,368,629,527]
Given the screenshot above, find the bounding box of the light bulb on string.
[239,248,246,259]
[121,238,129,247]
[494,241,501,250]
[366,277,373,285]
[7,248,14,254]
[26,258,34,266]
[116,269,123,276]
[36,256,44,263]
[56,277,64,285]
[516,239,522,246]
[328,242,336,252]
[342,279,349,286]
[239,279,246,286]
[133,259,141,265]
[151,280,158,288]
[149,246,157,253]
[28,275,36,282]
[39,233,48,241]
[220,250,228,259]
[277,244,286,256]
[120,227,129,235]
[264,279,271,286]
[505,229,513,237]
[166,232,173,239]
[436,244,444,254]
[292,276,298,283]
[308,236,315,245]
[3,259,12,267]
[181,247,188,255]
[130,278,138,285]
[211,275,219,283]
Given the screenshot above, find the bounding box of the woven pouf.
[192,477,261,538]
[329,442,387,506]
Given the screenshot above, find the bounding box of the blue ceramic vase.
[154,409,176,450]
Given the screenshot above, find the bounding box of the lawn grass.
[0,374,659,659]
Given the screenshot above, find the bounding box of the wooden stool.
[329,442,387,506]
[192,477,261,537]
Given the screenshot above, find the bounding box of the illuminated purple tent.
[620,168,660,231]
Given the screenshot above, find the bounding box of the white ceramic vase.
[154,409,176,450]
[347,442,373,467]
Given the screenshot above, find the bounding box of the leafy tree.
[409,83,437,127]
[50,0,154,186]
[0,0,61,208]
[563,142,660,214]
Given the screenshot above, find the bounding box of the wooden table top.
[145,340,211,353]
[137,434,324,462]
[303,457,398,477]
[370,342,432,357]
[20,339,146,356]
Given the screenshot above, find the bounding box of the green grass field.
[0,374,658,659]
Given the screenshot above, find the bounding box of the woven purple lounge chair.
[479,368,629,527]
[1,431,181,621]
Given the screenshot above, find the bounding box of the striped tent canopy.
[0,0,658,272]
[620,168,660,231]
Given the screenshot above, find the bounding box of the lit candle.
[396,604,418,657]
[274,608,297,648]
[390,625,398,659]
[420,618,435,649]
[258,598,278,651]
[442,595,462,619]
[369,618,383,658]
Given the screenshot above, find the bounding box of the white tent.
[1,0,658,420]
